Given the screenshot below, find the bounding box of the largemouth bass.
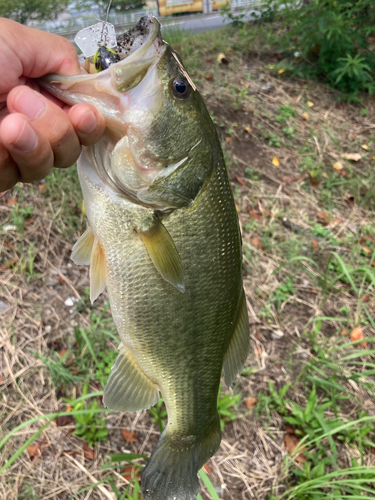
[42,16,250,500]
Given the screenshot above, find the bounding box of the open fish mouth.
[39,15,165,128]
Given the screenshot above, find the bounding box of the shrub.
[237,0,375,100]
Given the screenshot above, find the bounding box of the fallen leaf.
[307,101,314,107]
[311,239,319,251]
[251,237,262,251]
[235,176,246,186]
[55,415,74,427]
[83,442,95,460]
[278,68,286,74]
[122,465,141,481]
[285,426,295,434]
[27,444,41,461]
[205,56,213,62]
[361,144,369,151]
[272,156,280,167]
[225,136,232,144]
[38,184,46,192]
[7,197,17,205]
[309,172,319,188]
[205,73,214,81]
[248,207,262,220]
[362,247,373,254]
[302,112,309,119]
[244,125,252,134]
[340,329,348,336]
[203,462,212,473]
[121,429,138,442]
[361,294,371,303]
[350,325,367,348]
[317,210,331,225]
[338,169,348,178]
[333,161,343,171]
[217,53,229,64]
[59,349,69,358]
[81,199,86,216]
[372,156,375,160]
[244,397,258,410]
[342,153,361,162]
[0,376,3,383]
[284,434,306,463]
[0,257,19,271]
[66,405,73,412]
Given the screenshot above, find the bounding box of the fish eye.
[172,77,191,99]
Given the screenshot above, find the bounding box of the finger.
[68,104,106,146]
[0,142,19,192]
[0,19,80,95]
[8,86,82,169]
[0,113,53,183]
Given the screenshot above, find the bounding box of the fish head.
[41,16,220,208]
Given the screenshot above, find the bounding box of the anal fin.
[223,290,250,387]
[103,345,159,412]
[137,214,185,293]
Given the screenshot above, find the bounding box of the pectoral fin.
[223,290,250,387]
[71,226,95,265]
[137,215,185,293]
[90,237,107,304]
[103,345,159,412]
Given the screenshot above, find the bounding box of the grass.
[1,19,375,500]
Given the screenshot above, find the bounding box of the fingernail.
[77,110,97,134]
[12,121,38,153]
[15,88,45,120]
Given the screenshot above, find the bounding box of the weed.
[275,105,297,123]
[64,385,108,447]
[271,278,296,312]
[217,386,241,432]
[149,397,167,434]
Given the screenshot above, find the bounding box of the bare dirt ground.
[1,25,375,500]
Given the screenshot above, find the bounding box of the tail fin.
[141,422,221,500]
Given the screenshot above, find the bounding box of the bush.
[239,0,375,100]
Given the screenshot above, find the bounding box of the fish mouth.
[39,15,164,128]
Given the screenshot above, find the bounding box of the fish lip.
[42,15,161,87]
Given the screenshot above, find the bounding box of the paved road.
[161,12,229,33]
[63,9,261,41]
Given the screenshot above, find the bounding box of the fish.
[41,15,250,500]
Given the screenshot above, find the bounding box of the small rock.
[64,297,78,307]
[45,325,52,334]
[67,263,72,268]
[2,225,17,232]
[0,301,9,313]
[46,280,58,287]
[271,330,284,340]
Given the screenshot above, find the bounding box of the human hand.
[0,18,106,192]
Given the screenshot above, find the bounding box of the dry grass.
[1,24,375,500]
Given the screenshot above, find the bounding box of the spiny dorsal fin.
[223,290,250,387]
[137,215,185,293]
[103,345,159,412]
[90,236,106,303]
[71,226,95,265]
